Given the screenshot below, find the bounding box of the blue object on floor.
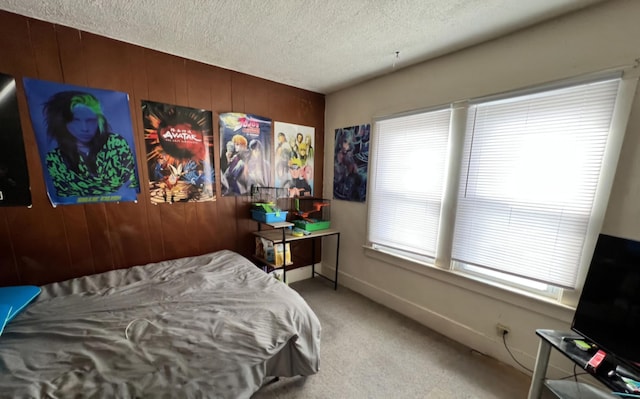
[0,285,41,322]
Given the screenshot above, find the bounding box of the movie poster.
[0,73,31,207]
[334,124,370,202]
[23,78,140,207]
[273,121,314,197]
[219,113,272,196]
[142,101,215,204]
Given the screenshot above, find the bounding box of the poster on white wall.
[273,121,315,197]
[333,124,369,202]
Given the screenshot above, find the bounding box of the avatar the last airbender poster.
[142,100,215,204]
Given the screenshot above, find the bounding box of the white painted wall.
[322,0,640,379]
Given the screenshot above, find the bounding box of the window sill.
[363,245,575,323]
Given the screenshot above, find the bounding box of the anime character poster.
[142,101,215,204]
[0,73,32,207]
[334,124,370,202]
[219,113,272,196]
[273,121,314,197]
[23,78,140,207]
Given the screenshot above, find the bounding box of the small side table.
[252,227,340,289]
[528,329,625,399]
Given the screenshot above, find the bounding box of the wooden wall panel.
[107,201,151,268]
[146,53,193,261]
[0,13,75,284]
[231,74,276,258]
[0,217,19,285]
[28,20,97,277]
[217,197,240,252]
[60,207,96,275]
[267,86,326,266]
[55,25,117,274]
[0,10,325,286]
[56,26,88,84]
[29,20,63,80]
[82,33,135,91]
[186,61,220,254]
[175,50,201,260]
[84,206,114,274]
[208,66,234,252]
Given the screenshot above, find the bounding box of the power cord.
[555,364,589,381]
[502,332,589,380]
[501,330,533,373]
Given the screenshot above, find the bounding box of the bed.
[0,250,321,398]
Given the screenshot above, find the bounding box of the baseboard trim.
[321,265,576,378]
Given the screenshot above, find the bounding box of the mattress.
[0,250,321,398]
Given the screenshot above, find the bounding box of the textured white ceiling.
[0,0,604,94]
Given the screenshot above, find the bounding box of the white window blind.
[452,79,621,289]
[368,108,451,258]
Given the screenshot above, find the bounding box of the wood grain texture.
[0,10,325,286]
[186,60,220,254]
[0,213,20,285]
[0,13,73,284]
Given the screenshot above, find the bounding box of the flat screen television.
[571,233,640,376]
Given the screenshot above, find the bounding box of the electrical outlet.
[496,323,511,336]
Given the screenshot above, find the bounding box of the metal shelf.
[529,330,634,399]
[544,380,615,399]
[252,223,340,289]
[252,228,339,243]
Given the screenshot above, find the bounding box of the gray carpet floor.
[253,277,534,398]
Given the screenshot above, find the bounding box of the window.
[368,108,451,261]
[367,73,637,298]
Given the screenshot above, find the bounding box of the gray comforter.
[0,250,321,398]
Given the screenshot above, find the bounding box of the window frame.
[367,106,452,259]
[365,71,638,306]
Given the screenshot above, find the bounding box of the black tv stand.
[560,335,583,342]
[528,329,640,398]
[615,364,638,380]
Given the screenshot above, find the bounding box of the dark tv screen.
[571,233,640,373]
